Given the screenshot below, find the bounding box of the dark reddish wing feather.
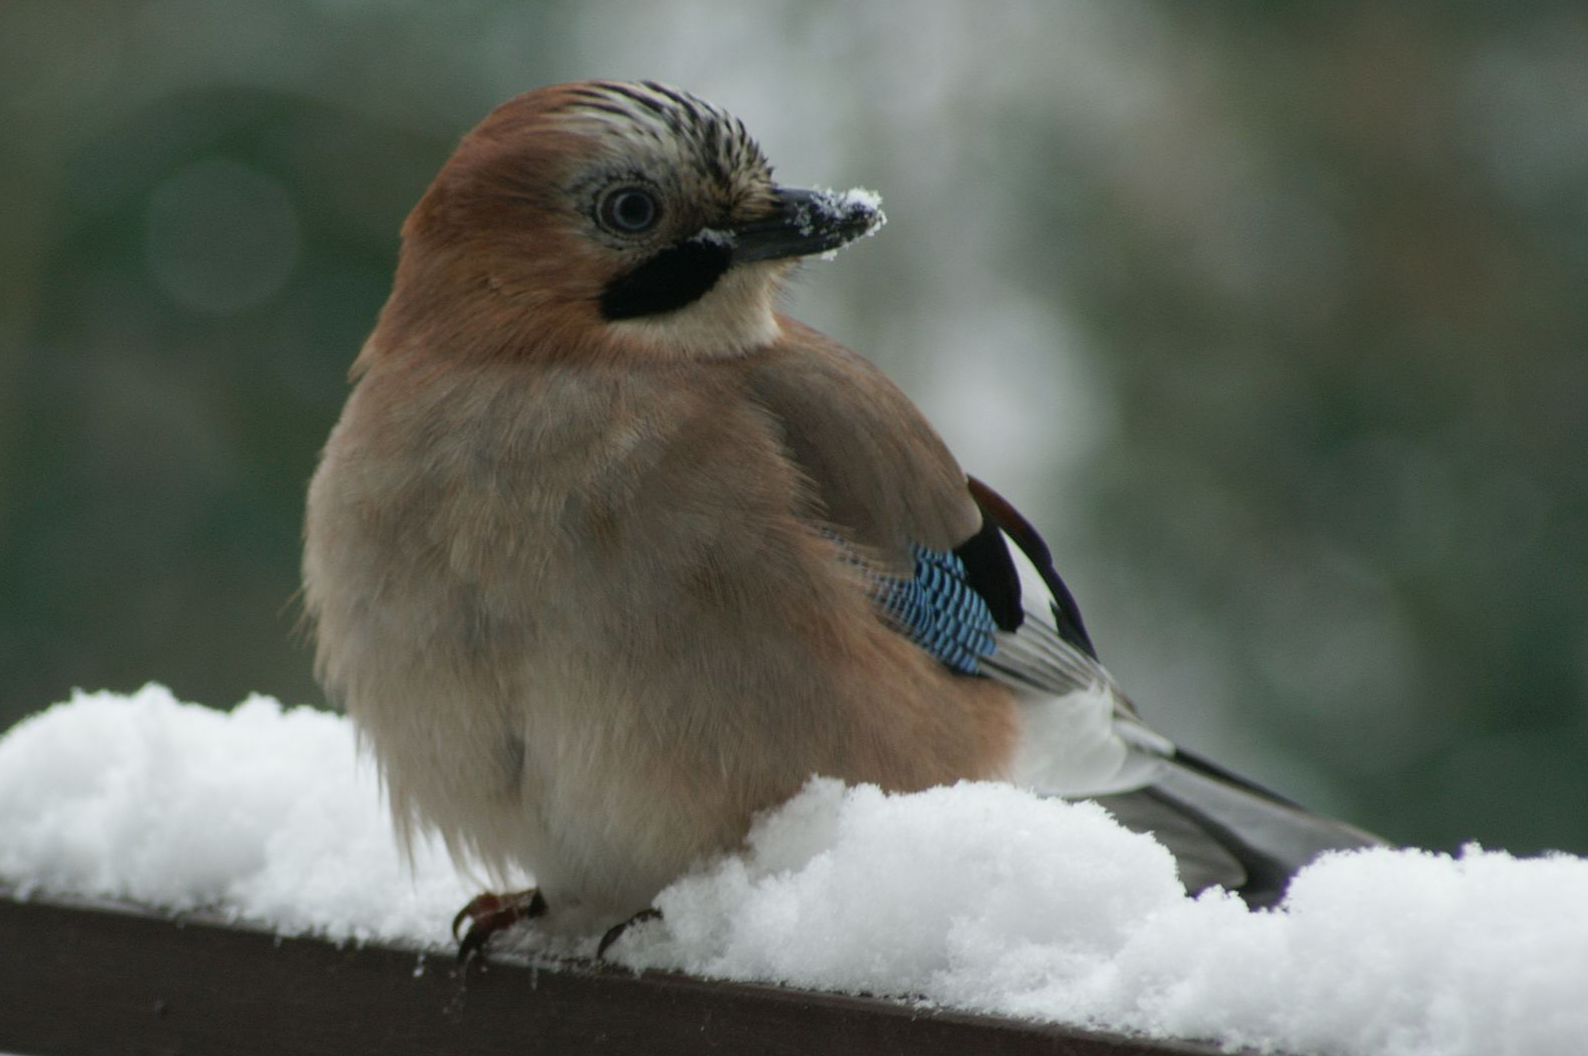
[965,476,1098,660]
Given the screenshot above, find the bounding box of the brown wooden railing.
[0,891,1237,1056]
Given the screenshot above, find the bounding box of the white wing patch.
[1009,682,1170,795]
[994,528,1174,796]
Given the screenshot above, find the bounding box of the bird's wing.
[741,322,1122,693]
[738,320,983,571]
[741,323,1384,904]
[741,323,1170,772]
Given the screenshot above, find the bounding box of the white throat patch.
[607,261,786,360]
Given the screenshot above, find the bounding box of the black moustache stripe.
[599,241,732,320]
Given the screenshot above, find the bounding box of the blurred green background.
[3,1,1585,856]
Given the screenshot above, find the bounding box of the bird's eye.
[598,187,662,234]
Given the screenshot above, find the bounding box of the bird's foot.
[452,888,547,964]
[596,907,662,959]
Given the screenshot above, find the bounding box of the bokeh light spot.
[145,158,300,315]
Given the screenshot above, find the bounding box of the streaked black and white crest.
[554,81,775,218]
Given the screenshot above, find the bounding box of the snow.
[831,185,885,217]
[829,185,887,239]
[806,185,885,233]
[0,685,468,944]
[690,226,738,249]
[3,686,1587,1056]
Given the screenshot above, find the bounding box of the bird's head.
[380,80,884,363]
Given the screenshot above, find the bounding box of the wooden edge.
[0,891,1233,1056]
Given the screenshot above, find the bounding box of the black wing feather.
[966,475,1097,660]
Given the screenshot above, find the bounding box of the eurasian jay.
[302,80,1380,955]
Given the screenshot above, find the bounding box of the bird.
[301,80,1381,957]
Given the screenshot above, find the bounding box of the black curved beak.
[728,187,885,265]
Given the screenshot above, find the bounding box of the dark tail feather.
[1091,753,1386,909]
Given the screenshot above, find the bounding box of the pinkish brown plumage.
[303,80,1379,952]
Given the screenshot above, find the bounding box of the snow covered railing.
[4,688,1587,1056]
[0,891,1222,1056]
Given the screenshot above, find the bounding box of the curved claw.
[452,888,547,964]
[452,893,498,943]
[596,907,662,959]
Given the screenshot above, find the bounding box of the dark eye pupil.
[604,189,658,232]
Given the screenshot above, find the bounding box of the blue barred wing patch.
[874,545,998,675]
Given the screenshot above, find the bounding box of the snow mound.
[0,685,470,943]
[2,686,1585,1056]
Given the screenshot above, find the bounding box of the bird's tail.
[1090,749,1385,908]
